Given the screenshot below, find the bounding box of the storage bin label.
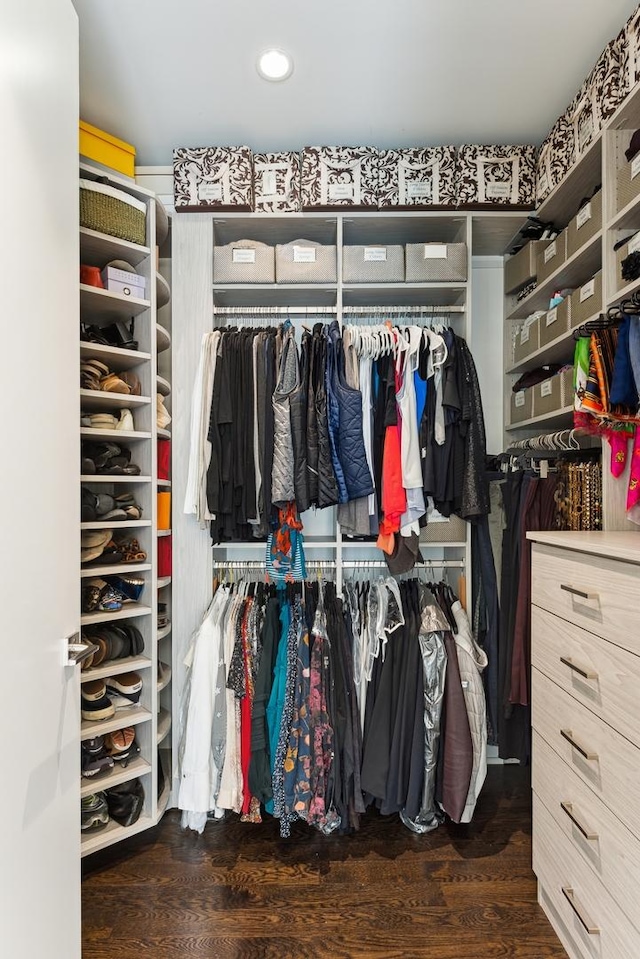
[200,182,223,202]
[546,307,558,326]
[293,245,316,263]
[515,391,526,408]
[540,379,553,397]
[364,247,387,261]
[576,202,592,230]
[486,182,512,199]
[232,248,256,264]
[580,279,595,302]
[424,244,448,259]
[544,241,557,263]
[628,233,640,255]
[328,183,354,200]
[407,180,432,199]
[520,325,530,343]
[261,170,278,196]
[632,154,640,180]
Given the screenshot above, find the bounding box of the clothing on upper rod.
[178,572,487,837]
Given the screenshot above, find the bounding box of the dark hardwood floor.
[82,765,567,959]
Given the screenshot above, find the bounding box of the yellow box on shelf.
[79,121,136,178]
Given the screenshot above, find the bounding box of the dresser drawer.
[533,731,640,931]
[532,605,640,748]
[532,668,640,842]
[533,794,640,959]
[531,543,640,656]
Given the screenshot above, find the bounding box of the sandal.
[113,538,147,563]
[100,373,131,395]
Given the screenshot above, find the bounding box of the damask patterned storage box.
[342,245,405,283]
[457,145,536,207]
[300,147,378,209]
[252,151,301,213]
[536,115,575,205]
[570,271,602,327]
[173,146,253,211]
[213,240,275,283]
[565,78,601,163]
[590,32,626,124]
[377,147,457,207]
[275,239,337,283]
[405,242,467,282]
[622,5,640,99]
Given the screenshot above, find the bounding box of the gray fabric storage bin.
[513,316,540,365]
[213,239,275,284]
[275,239,337,283]
[342,245,405,283]
[539,298,571,348]
[536,232,567,286]
[405,242,467,282]
[420,513,467,543]
[510,388,533,424]
[570,271,603,325]
[505,241,547,294]
[566,190,602,259]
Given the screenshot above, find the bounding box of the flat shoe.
[120,371,141,396]
[100,373,131,395]
[81,529,113,549]
[116,409,134,432]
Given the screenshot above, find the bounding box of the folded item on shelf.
[512,365,564,393]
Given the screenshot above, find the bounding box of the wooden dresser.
[528,531,640,959]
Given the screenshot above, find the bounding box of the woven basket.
[213,239,275,283]
[80,179,147,246]
[342,245,405,283]
[420,513,467,543]
[275,239,337,283]
[405,243,467,282]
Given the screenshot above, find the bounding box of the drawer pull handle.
[562,887,600,935]
[560,656,598,681]
[560,728,599,761]
[560,584,599,602]
[560,801,599,841]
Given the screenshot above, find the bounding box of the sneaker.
[105,672,142,709]
[81,736,115,778]
[81,680,116,722]
[81,792,109,831]
[104,727,140,766]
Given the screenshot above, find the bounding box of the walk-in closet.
[7,2,640,958]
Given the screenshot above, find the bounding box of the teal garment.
[264,600,290,815]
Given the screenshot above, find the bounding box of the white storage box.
[213,239,275,284]
[101,266,146,298]
[342,245,405,283]
[275,239,337,283]
[405,242,467,282]
[377,147,457,207]
[301,146,378,208]
[457,145,537,206]
[252,151,301,213]
[173,146,253,211]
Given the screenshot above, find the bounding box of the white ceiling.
[73,0,639,167]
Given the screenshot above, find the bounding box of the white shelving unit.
[79,161,172,856]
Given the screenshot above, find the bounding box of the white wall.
[471,256,505,455]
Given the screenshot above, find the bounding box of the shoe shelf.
[157,527,171,535]
[157,427,171,439]
[80,427,151,442]
[157,623,172,640]
[81,519,152,530]
[80,343,151,371]
[81,475,152,484]
[157,778,171,818]
[81,813,154,858]
[80,756,152,800]
[80,602,152,626]
[157,576,171,589]
[80,389,151,411]
[81,705,152,741]
[608,275,640,308]
[156,375,171,396]
[157,663,172,693]
[156,272,171,308]
[80,563,152,579]
[80,284,151,321]
[156,324,171,352]
[157,480,171,490]
[156,708,171,746]
[80,656,152,683]
[608,190,640,231]
[79,226,151,268]
[507,231,602,320]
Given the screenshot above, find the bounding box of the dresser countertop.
[527,530,640,564]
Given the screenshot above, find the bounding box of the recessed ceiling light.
[257,48,293,82]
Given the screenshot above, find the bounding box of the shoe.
[104,727,140,766]
[105,778,144,827]
[157,603,168,628]
[81,680,116,722]
[120,371,141,396]
[116,409,134,432]
[86,413,119,431]
[111,538,147,563]
[81,578,123,614]
[105,672,143,709]
[80,265,105,289]
[105,574,145,601]
[157,661,171,687]
[100,373,131,395]
[157,394,171,429]
[81,792,109,831]
[81,736,115,778]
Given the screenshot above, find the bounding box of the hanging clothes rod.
[505,428,600,454]
[213,306,338,315]
[342,305,465,315]
[212,559,465,570]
